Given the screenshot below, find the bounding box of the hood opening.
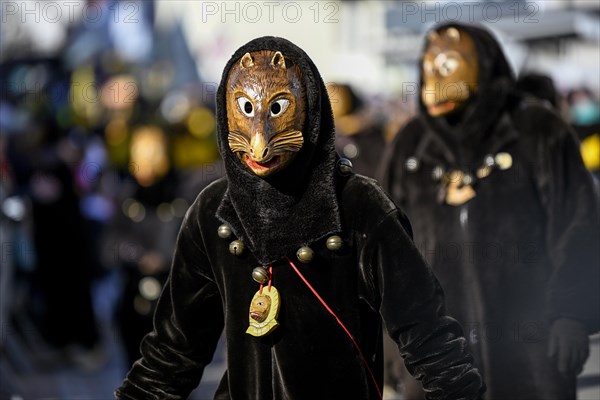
[215,36,341,265]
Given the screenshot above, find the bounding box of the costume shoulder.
[341,174,413,238]
[512,102,574,143]
[190,177,228,216]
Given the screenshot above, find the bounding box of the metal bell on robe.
[218,224,233,239]
[229,240,245,256]
[405,157,419,172]
[337,158,353,175]
[326,235,343,251]
[296,246,314,263]
[252,267,270,284]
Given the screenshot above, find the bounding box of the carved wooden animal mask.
[226,50,306,177]
[422,27,479,117]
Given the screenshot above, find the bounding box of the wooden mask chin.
[422,27,479,117]
[226,50,306,177]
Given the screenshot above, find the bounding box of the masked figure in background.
[328,83,387,178]
[381,23,599,400]
[106,126,187,366]
[16,101,101,361]
[116,37,484,399]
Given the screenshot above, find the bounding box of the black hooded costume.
[115,36,484,400]
[381,23,600,400]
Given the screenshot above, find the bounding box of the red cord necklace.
[285,257,383,400]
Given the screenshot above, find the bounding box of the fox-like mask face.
[226,50,306,177]
[422,27,479,117]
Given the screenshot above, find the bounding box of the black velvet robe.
[116,36,483,400]
[381,23,600,400]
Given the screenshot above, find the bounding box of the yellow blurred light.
[186,107,216,138]
[327,83,352,119]
[71,64,102,125]
[129,126,170,186]
[127,201,146,222]
[581,133,600,171]
[105,117,128,146]
[172,136,219,169]
[139,277,161,301]
[101,75,139,111]
[156,202,174,222]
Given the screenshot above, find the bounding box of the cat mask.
[226,50,307,177]
[422,26,479,117]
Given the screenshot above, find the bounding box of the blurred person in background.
[0,108,36,397]
[515,76,599,187]
[2,58,102,366]
[104,123,185,367]
[327,83,387,178]
[381,22,599,400]
[103,90,222,367]
[515,72,559,109]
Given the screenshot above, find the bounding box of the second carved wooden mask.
[422,26,479,117]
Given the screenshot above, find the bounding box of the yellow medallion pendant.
[246,286,280,337]
[444,170,476,206]
[445,182,476,206]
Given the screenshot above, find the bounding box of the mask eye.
[435,53,459,77]
[237,97,254,117]
[440,58,459,77]
[270,99,289,117]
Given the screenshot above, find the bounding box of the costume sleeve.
[369,210,484,400]
[537,121,600,333]
[378,128,408,208]
[115,202,224,399]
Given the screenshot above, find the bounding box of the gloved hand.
[547,318,589,376]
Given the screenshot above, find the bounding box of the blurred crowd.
[1,1,599,399]
[1,1,227,397]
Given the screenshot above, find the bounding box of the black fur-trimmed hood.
[418,22,517,166]
[215,36,341,265]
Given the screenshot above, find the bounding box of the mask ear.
[427,30,440,43]
[240,52,255,69]
[271,51,286,70]
[444,27,461,42]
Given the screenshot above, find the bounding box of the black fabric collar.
[215,36,341,265]
[416,109,519,170]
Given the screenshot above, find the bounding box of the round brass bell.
[229,240,245,256]
[337,158,353,175]
[218,224,233,239]
[252,267,270,284]
[296,246,314,263]
[326,235,343,251]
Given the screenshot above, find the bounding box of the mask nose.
[249,133,270,162]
